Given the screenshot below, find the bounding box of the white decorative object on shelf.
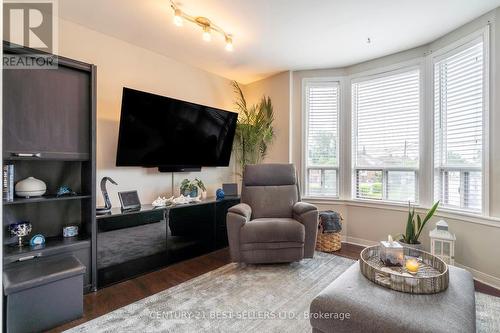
[172,194,200,205]
[152,196,173,207]
[15,177,46,198]
[152,195,201,206]
[430,220,456,265]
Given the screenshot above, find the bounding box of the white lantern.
[430,220,456,265]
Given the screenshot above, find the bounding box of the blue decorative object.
[216,188,225,200]
[30,234,46,247]
[56,185,77,197]
[63,225,79,238]
[189,188,198,198]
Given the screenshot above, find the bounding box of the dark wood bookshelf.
[2,42,97,291]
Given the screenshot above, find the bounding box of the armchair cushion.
[242,186,297,219]
[240,242,304,251]
[240,218,305,244]
[243,163,296,186]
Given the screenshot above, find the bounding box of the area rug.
[67,252,500,333]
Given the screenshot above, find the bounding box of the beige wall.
[58,19,237,206]
[241,71,292,164]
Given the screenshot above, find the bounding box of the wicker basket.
[315,211,343,252]
[316,229,342,252]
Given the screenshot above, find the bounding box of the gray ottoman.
[4,255,86,333]
[310,262,475,333]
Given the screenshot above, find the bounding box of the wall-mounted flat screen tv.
[116,87,238,171]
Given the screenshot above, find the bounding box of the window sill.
[302,197,500,228]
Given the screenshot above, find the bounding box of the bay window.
[433,38,485,213]
[301,27,489,217]
[304,80,340,197]
[352,69,420,202]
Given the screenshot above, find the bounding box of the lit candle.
[405,258,419,274]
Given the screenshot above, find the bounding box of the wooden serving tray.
[359,245,449,294]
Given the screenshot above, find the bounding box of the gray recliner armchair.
[226,164,318,264]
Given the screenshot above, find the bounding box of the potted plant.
[194,178,207,199]
[180,179,198,197]
[399,201,439,255]
[231,81,275,176]
[180,178,207,198]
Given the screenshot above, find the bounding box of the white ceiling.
[59,0,500,84]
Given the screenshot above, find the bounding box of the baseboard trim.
[342,236,500,290]
[344,236,377,247]
[455,263,500,290]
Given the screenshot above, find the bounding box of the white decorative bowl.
[15,177,47,198]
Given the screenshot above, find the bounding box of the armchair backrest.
[241,164,300,219]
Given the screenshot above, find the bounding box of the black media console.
[96,196,239,288]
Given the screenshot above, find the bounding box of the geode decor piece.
[9,221,32,247]
[56,185,77,197]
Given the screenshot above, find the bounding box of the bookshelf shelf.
[3,194,92,206]
[3,235,91,264]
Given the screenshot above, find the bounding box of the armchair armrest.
[293,201,318,259]
[226,203,252,262]
[228,203,252,221]
[293,202,317,217]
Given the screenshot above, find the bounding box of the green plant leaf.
[232,81,275,173]
[422,201,440,224]
[405,211,414,243]
[414,201,440,241]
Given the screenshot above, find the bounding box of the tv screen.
[116,87,238,168]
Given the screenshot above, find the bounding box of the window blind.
[305,82,339,197]
[434,40,484,212]
[352,69,420,202]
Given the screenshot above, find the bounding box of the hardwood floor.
[47,248,231,333]
[48,243,499,332]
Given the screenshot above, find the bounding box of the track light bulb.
[173,9,183,26]
[202,26,211,42]
[225,35,233,52]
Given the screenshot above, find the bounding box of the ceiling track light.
[169,0,234,51]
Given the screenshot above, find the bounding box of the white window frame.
[350,64,423,204]
[302,77,343,199]
[429,27,490,215]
